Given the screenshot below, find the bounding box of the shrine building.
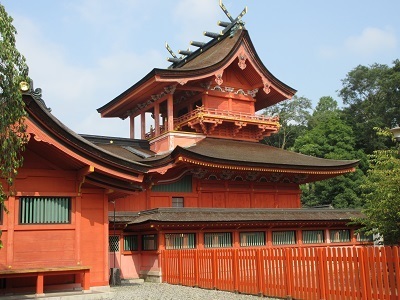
[0,2,367,296]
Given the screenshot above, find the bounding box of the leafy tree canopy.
[357,148,400,245]
[292,96,367,208]
[339,60,400,153]
[262,95,312,149]
[0,4,29,212]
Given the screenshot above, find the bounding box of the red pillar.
[141,112,146,139]
[154,103,160,136]
[167,94,174,131]
[130,115,135,139]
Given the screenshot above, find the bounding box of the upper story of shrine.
[97,2,296,154]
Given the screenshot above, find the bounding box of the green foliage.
[0,4,29,232]
[357,149,400,245]
[339,61,400,154]
[292,96,366,208]
[262,95,312,149]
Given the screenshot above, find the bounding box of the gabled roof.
[97,29,296,118]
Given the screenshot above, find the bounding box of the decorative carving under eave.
[215,73,224,85]
[263,79,271,94]
[238,52,247,70]
[247,88,259,98]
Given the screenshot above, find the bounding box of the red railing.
[162,246,400,300]
[173,106,279,129]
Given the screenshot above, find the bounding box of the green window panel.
[124,235,138,251]
[240,232,265,247]
[20,197,70,224]
[330,229,351,243]
[204,232,232,248]
[152,176,192,192]
[302,230,325,244]
[356,232,373,242]
[165,233,195,249]
[143,234,158,250]
[272,231,296,245]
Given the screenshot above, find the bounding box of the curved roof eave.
[23,93,150,175]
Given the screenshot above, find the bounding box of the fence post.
[194,250,199,287]
[357,247,369,300]
[284,248,293,300]
[317,247,326,300]
[161,250,166,283]
[256,248,263,296]
[179,250,183,284]
[212,250,217,289]
[233,248,239,293]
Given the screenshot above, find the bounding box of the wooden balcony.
[174,106,280,140]
[146,107,280,141]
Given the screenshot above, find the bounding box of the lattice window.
[240,232,265,247]
[165,233,195,249]
[172,197,184,208]
[330,229,350,243]
[109,235,120,252]
[204,232,232,248]
[124,235,138,251]
[272,231,296,245]
[143,234,158,250]
[302,230,325,244]
[20,197,71,224]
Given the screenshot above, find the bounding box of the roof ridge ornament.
[22,79,52,112]
[166,0,247,66]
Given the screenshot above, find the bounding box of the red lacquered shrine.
[0,2,367,295]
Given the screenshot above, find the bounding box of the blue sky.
[2,0,399,138]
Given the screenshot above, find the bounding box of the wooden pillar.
[167,94,174,131]
[6,196,15,268]
[36,273,44,295]
[129,115,135,139]
[154,102,160,136]
[141,112,146,139]
[75,196,82,264]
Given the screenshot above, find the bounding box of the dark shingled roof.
[172,138,359,170]
[109,208,364,224]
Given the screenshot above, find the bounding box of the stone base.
[139,270,162,283]
[109,268,121,286]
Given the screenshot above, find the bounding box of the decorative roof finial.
[166,0,248,66]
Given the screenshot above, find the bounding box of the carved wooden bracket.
[238,52,247,70]
[215,73,224,85]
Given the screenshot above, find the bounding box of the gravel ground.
[103,282,278,300]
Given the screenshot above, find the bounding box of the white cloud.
[344,27,397,57]
[318,26,397,60]
[12,14,164,137]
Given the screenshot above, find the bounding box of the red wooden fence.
[161,246,400,300]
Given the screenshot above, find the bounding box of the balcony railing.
[174,106,279,130]
[145,106,279,139]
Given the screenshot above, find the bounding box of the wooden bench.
[0,266,90,296]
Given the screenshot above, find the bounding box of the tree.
[357,148,400,245]
[262,95,312,149]
[339,61,400,154]
[0,3,30,246]
[292,96,367,208]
